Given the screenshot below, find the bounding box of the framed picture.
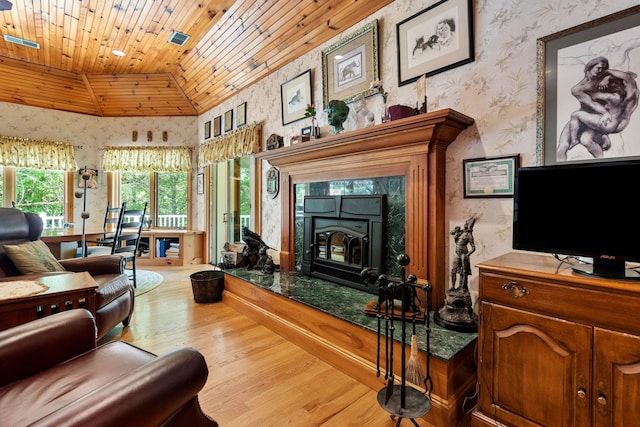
[78,168,99,189]
[236,102,247,127]
[463,155,519,198]
[537,5,640,165]
[197,173,204,195]
[224,109,233,132]
[204,121,211,140]
[322,20,379,105]
[396,0,474,86]
[281,69,312,126]
[213,115,222,137]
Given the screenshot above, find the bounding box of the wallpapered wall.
[0,108,197,229]
[0,0,636,300]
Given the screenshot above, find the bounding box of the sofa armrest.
[0,309,97,387]
[59,255,125,275]
[38,347,215,427]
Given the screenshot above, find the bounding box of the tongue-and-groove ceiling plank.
[0,0,393,116]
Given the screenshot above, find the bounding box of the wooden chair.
[85,202,126,257]
[112,202,148,288]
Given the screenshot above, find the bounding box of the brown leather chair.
[0,207,134,339]
[0,309,217,427]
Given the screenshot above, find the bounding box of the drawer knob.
[577,388,586,399]
[502,281,529,298]
[597,394,607,407]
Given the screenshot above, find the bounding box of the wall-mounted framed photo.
[281,69,312,126]
[322,20,379,105]
[224,109,233,132]
[78,168,99,189]
[463,155,519,198]
[197,173,204,195]
[266,166,279,198]
[537,5,640,165]
[204,121,211,140]
[397,0,474,86]
[236,102,247,127]
[213,116,222,137]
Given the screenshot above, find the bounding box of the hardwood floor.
[102,264,435,427]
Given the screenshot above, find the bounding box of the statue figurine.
[326,99,350,134]
[450,217,476,292]
[434,216,478,332]
[241,227,269,270]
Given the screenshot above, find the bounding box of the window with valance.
[0,136,77,170]
[102,146,192,172]
[198,122,262,165]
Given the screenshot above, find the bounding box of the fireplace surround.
[255,109,474,309]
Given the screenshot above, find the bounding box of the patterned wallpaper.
[0,0,636,302]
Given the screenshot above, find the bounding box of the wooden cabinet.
[137,230,205,266]
[473,252,640,427]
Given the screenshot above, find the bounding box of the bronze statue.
[450,216,476,292]
[434,216,478,332]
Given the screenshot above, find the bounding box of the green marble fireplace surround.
[225,268,476,361]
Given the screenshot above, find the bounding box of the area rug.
[131,269,163,297]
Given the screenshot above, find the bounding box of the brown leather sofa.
[0,207,134,339]
[0,309,218,426]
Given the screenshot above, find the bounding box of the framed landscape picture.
[213,115,222,137]
[281,69,312,126]
[322,20,380,105]
[397,0,474,86]
[537,5,640,165]
[224,109,233,132]
[236,102,247,127]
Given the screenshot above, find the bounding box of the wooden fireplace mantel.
[256,108,474,308]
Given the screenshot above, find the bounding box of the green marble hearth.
[225,268,476,361]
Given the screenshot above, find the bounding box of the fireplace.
[301,195,386,292]
[255,109,474,309]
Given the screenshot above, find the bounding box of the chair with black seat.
[85,202,126,256]
[112,202,147,288]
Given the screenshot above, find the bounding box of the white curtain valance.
[0,136,77,171]
[102,146,192,172]
[199,122,262,166]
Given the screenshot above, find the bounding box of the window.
[118,171,189,228]
[157,172,188,228]
[9,168,65,228]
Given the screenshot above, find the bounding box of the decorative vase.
[311,117,320,139]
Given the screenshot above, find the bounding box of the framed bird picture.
[281,69,312,126]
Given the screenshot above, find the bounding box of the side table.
[0,272,98,331]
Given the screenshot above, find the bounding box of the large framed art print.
[322,20,380,105]
[537,5,640,165]
[396,0,474,86]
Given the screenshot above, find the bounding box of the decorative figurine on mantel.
[326,99,350,134]
[434,217,478,332]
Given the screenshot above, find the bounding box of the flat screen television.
[513,160,640,280]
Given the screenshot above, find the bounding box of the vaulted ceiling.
[0,0,393,117]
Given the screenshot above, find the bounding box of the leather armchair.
[0,309,217,427]
[0,207,134,339]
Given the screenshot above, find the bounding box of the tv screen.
[513,160,640,280]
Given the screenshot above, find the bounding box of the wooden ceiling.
[0,0,393,117]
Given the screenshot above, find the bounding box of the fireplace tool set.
[372,254,433,426]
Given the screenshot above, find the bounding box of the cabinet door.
[478,302,592,427]
[593,328,640,427]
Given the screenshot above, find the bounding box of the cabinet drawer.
[480,271,640,335]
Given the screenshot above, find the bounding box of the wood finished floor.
[102,264,435,427]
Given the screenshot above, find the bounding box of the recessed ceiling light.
[334,55,343,60]
[112,49,126,57]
